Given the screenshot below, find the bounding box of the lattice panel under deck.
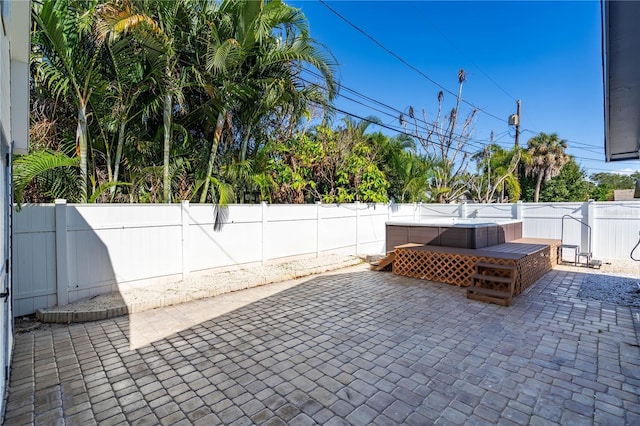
[393,244,556,295]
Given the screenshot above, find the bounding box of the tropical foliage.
[522,132,570,203]
[22,1,596,206]
[470,144,521,203]
[520,157,591,202]
[588,171,640,201]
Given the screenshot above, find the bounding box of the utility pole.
[514,100,521,147]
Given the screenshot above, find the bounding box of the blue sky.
[288,0,639,177]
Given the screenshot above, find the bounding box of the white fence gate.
[12,200,640,316]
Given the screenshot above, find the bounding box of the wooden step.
[471,273,513,285]
[476,262,516,271]
[370,252,396,271]
[467,286,512,307]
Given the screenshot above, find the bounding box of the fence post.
[355,202,360,255]
[515,201,523,220]
[586,200,595,256]
[261,202,267,265]
[181,201,190,280]
[459,200,468,218]
[54,199,69,307]
[316,202,321,258]
[417,202,422,223]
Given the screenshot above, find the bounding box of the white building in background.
[0,0,30,417]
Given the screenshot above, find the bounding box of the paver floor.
[4,265,640,425]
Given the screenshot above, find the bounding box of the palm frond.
[13,150,80,207]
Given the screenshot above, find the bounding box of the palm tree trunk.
[534,173,544,202]
[77,101,88,203]
[240,122,252,162]
[200,110,225,203]
[163,93,172,203]
[111,121,126,196]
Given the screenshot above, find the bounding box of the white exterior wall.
[0,25,11,416]
[1,0,31,418]
[12,200,640,316]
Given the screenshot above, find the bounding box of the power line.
[318,84,607,165]
[304,70,607,166]
[520,129,603,153]
[317,1,611,164]
[301,69,502,149]
[310,100,479,158]
[318,0,511,126]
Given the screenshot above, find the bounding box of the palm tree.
[471,144,521,203]
[96,0,166,196]
[524,132,570,202]
[98,0,190,203]
[197,0,336,203]
[32,0,107,202]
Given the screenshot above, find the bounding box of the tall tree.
[401,69,477,203]
[537,158,590,202]
[96,0,166,196]
[523,132,570,202]
[32,0,107,202]
[470,144,521,203]
[197,0,336,203]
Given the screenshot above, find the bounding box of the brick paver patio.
[4,265,640,425]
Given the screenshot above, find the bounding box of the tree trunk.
[200,110,225,203]
[111,121,127,196]
[77,101,88,203]
[240,122,252,162]
[534,173,544,202]
[163,93,172,203]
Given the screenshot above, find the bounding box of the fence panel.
[592,201,640,259]
[264,204,317,260]
[388,203,417,222]
[521,203,585,240]
[12,205,56,316]
[12,200,640,315]
[66,204,183,302]
[188,204,262,272]
[318,204,357,254]
[467,203,514,219]
[419,203,460,220]
[357,204,388,254]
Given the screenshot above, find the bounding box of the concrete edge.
[36,258,363,324]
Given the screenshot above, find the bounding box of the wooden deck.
[392,238,561,296]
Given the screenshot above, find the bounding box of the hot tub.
[386,218,523,250]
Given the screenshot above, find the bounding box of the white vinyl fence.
[12,200,640,316]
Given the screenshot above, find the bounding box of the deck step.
[467,286,512,306]
[471,273,514,284]
[370,252,396,271]
[475,262,516,271]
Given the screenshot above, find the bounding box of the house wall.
[1,0,31,417]
[12,200,640,317]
